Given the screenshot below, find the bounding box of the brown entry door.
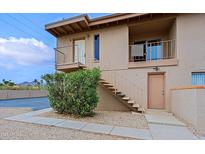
[148,73,165,109]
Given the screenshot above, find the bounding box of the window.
[146,39,162,60]
[94,34,100,61]
[132,41,146,61]
[192,72,205,85]
[132,39,162,62]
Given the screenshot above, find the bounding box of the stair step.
[138,107,145,113]
[128,100,135,104]
[112,91,121,94]
[103,83,113,87]
[108,87,116,90]
[117,93,126,97]
[132,103,140,108]
[99,80,109,84]
[122,97,130,101]
[115,91,122,94]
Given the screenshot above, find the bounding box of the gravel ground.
[40,111,149,129]
[0,108,131,140]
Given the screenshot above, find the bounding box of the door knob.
[162,90,165,95]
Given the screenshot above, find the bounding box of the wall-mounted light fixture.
[153,66,160,71]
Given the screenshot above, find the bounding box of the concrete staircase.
[99,79,145,113]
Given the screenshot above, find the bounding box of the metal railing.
[55,46,66,65]
[129,39,176,62]
[54,45,85,66]
[101,45,144,106]
[101,70,144,105]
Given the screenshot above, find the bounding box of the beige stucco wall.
[129,31,168,45]
[0,90,48,100]
[57,37,74,64]
[171,89,198,126]
[123,14,205,110]
[171,88,205,134]
[57,25,129,70]
[57,14,205,111]
[196,89,205,134]
[95,85,130,111]
[168,20,176,40]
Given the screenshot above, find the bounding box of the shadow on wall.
[95,85,130,112]
[171,87,205,135]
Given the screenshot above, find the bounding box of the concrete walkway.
[145,110,198,139]
[5,108,152,140]
[5,108,199,140]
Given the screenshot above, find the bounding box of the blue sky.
[0,13,109,83]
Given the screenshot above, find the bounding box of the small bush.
[42,68,101,117]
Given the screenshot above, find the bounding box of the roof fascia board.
[88,13,148,26]
[45,13,149,30]
[128,15,177,27]
[45,16,89,29]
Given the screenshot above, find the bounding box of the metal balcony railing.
[54,45,86,67]
[129,39,176,62]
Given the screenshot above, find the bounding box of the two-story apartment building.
[45,13,205,113]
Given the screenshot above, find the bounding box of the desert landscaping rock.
[0,108,131,140]
[1,108,200,140]
[0,119,131,140]
[41,110,148,129]
[5,108,151,139]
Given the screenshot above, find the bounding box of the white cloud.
[0,63,14,70]
[0,37,54,69]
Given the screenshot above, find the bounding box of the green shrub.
[42,68,101,117]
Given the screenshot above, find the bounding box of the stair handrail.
[99,44,144,105]
[101,69,144,105]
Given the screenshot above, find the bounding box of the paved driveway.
[0,97,49,110]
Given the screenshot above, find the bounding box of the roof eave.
[45,14,89,30]
[45,13,153,37]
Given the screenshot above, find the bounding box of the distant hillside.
[17,81,35,86]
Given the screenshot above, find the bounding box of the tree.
[33,79,40,87]
[2,79,15,86]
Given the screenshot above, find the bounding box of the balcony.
[128,39,177,68]
[55,43,86,72]
[128,16,177,68]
